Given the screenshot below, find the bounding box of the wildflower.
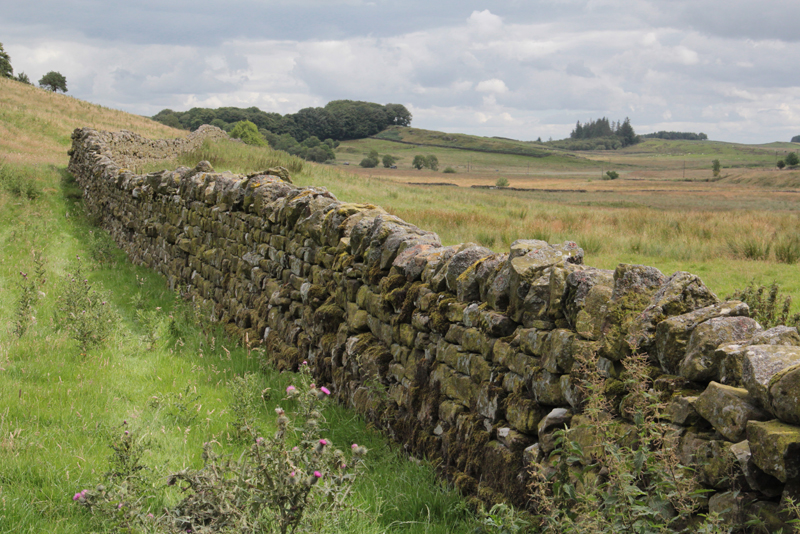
[319,439,327,446]
[351,443,358,450]
[314,471,322,478]
[275,407,285,415]
[256,437,265,445]
[320,386,330,395]
[302,360,308,366]
[73,493,81,502]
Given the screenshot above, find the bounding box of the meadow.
[3,74,800,532]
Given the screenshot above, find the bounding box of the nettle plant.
[529,351,722,534]
[165,365,367,534]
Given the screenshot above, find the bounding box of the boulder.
[562,267,614,340]
[600,264,665,360]
[694,382,770,442]
[747,419,800,483]
[627,271,720,353]
[730,440,784,498]
[741,345,800,409]
[768,363,800,425]
[443,244,494,294]
[653,301,749,374]
[750,326,800,347]
[678,316,762,381]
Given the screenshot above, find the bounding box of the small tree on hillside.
[778,160,786,170]
[39,71,68,93]
[382,154,397,168]
[0,42,13,78]
[786,152,799,167]
[426,155,439,171]
[412,155,427,170]
[15,72,31,85]
[711,159,721,178]
[229,120,267,146]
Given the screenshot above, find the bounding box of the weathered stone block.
[742,345,800,409]
[747,419,800,482]
[694,382,770,442]
[679,316,762,381]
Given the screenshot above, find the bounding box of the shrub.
[13,271,37,338]
[229,120,268,147]
[778,159,786,170]
[359,157,378,168]
[603,170,619,180]
[786,152,800,167]
[775,236,800,265]
[382,154,397,168]
[495,177,509,187]
[712,159,721,177]
[443,166,456,173]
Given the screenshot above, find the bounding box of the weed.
[729,281,800,329]
[477,231,496,248]
[775,236,800,265]
[149,385,202,426]
[228,372,270,440]
[13,271,37,338]
[529,351,717,533]
[55,256,120,353]
[495,177,509,188]
[727,236,772,261]
[87,229,119,266]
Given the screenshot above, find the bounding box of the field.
[3,74,800,532]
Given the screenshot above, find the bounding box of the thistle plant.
[164,365,366,533]
[55,256,119,353]
[13,271,37,338]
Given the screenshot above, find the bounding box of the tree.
[412,155,427,170]
[777,160,786,170]
[791,135,800,143]
[385,103,412,126]
[604,171,619,180]
[712,159,721,177]
[0,43,12,78]
[229,120,267,146]
[426,155,439,171]
[39,71,67,93]
[786,152,799,167]
[382,155,397,168]
[15,72,31,85]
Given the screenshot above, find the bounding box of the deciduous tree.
[39,71,68,93]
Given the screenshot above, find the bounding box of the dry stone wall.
[68,127,800,521]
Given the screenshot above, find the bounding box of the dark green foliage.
[712,158,721,177]
[151,101,412,145]
[39,71,67,92]
[359,156,379,168]
[785,151,799,166]
[778,159,786,169]
[15,71,31,84]
[561,117,640,150]
[443,166,456,173]
[382,154,397,168]
[229,120,268,146]
[642,131,708,141]
[603,170,619,180]
[426,154,439,171]
[0,42,12,78]
[412,155,427,170]
[792,135,800,143]
[729,281,800,329]
[495,177,509,187]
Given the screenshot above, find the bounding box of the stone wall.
[68,127,800,522]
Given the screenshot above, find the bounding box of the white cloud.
[476,79,509,94]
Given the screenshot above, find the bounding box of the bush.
[229,120,268,147]
[495,177,509,187]
[359,157,378,168]
[786,152,799,167]
[778,159,786,169]
[443,166,456,173]
[603,170,619,180]
[382,154,397,168]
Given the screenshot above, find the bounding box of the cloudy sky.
[3,0,800,143]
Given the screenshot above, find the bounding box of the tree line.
[569,117,639,147]
[642,131,708,141]
[152,100,412,143]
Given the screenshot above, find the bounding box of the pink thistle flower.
[310,383,315,389]
[314,471,322,478]
[73,493,81,502]
[286,385,296,394]
[351,443,358,449]
[290,471,296,477]
[302,360,308,366]
[320,386,331,395]
[256,437,265,445]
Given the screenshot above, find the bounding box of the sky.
[3,0,800,144]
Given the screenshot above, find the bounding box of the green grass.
[0,163,483,533]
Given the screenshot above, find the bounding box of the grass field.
[3,74,800,531]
